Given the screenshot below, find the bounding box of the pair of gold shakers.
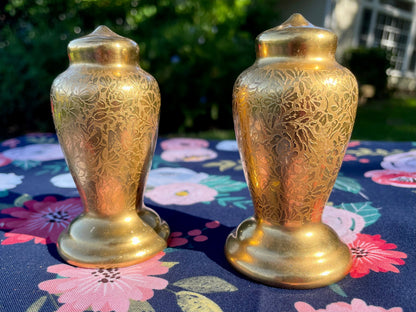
[51,14,358,289]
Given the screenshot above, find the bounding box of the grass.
[351,97,416,141]
[171,97,416,142]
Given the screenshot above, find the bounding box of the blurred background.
[1,0,415,141]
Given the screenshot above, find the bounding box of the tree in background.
[0,0,280,138]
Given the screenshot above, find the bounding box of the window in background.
[356,0,416,77]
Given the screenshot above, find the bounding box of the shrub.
[0,0,280,139]
[343,47,391,99]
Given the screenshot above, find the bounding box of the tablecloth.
[0,133,415,312]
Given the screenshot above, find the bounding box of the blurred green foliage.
[0,0,280,138]
[343,47,391,98]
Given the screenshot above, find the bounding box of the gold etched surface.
[225,14,357,288]
[233,63,358,226]
[52,66,160,217]
[51,26,168,268]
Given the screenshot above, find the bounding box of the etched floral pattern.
[51,64,161,215]
[233,65,358,224]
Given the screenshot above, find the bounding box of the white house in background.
[278,0,416,91]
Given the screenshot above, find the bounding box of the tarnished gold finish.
[225,14,358,288]
[51,26,169,268]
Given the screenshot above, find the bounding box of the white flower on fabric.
[147,168,209,188]
[381,151,416,172]
[0,173,24,190]
[2,144,64,161]
[216,140,239,152]
[322,205,365,244]
[50,173,76,188]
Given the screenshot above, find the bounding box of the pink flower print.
[161,148,217,162]
[0,154,12,167]
[145,182,217,205]
[2,232,47,245]
[38,252,169,312]
[343,154,357,162]
[365,151,416,187]
[347,141,361,148]
[322,206,365,244]
[161,138,209,150]
[359,158,370,163]
[348,234,407,278]
[295,298,403,312]
[1,138,20,148]
[365,170,416,188]
[0,197,83,245]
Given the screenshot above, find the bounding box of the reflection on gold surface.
[52,26,169,268]
[225,14,357,288]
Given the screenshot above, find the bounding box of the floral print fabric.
[0,135,414,312]
[38,253,169,312]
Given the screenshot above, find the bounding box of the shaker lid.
[68,26,140,66]
[256,14,337,60]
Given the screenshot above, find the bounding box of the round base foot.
[225,218,352,289]
[58,211,168,268]
[139,205,170,241]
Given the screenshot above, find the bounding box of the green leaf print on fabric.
[12,160,41,170]
[334,175,361,194]
[25,296,47,312]
[337,202,381,227]
[128,300,155,312]
[173,276,238,294]
[200,175,246,193]
[175,291,224,312]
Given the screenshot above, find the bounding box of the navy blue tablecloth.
[0,133,415,312]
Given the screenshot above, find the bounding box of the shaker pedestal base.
[139,205,170,241]
[57,210,169,269]
[225,218,352,289]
